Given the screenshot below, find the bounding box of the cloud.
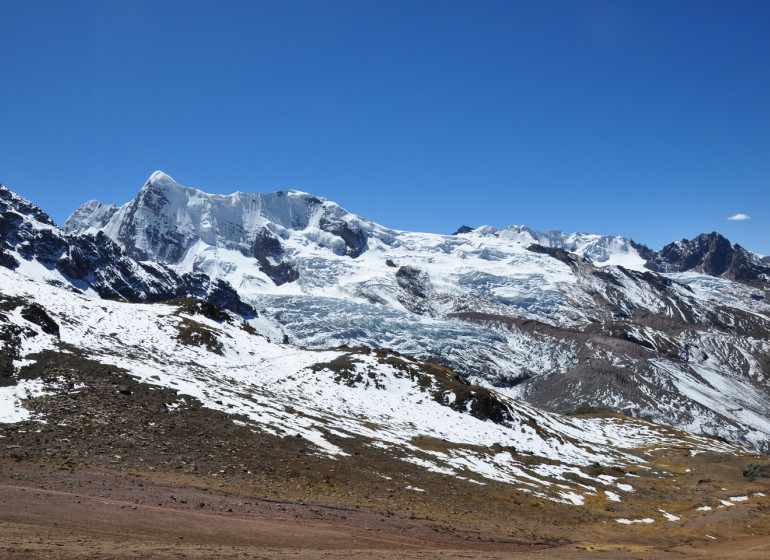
[727,213,751,221]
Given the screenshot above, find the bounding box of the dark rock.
[113,182,188,263]
[526,244,582,267]
[0,310,23,386]
[318,213,368,258]
[452,225,474,235]
[396,266,431,299]
[646,232,770,287]
[165,299,231,323]
[395,266,435,314]
[20,304,60,337]
[628,239,656,261]
[0,185,57,227]
[260,261,300,286]
[249,228,282,262]
[0,250,19,269]
[743,463,770,480]
[248,228,299,286]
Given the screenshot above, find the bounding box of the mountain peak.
[62,199,118,234]
[146,170,178,189]
[452,225,475,235]
[648,231,769,285]
[139,171,195,202]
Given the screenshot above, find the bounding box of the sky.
[1,0,769,254]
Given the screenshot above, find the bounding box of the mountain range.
[2,171,770,551]
[55,171,770,452]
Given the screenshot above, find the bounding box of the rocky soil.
[2,347,770,558]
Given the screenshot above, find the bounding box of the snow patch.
[659,509,680,521]
[0,380,49,423]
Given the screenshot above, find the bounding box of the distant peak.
[146,171,179,189]
[452,225,475,235]
[80,199,106,210]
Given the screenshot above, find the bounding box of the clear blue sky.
[2,0,768,254]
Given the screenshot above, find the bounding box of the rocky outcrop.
[250,228,299,286]
[318,213,368,258]
[645,232,769,286]
[526,243,584,267]
[396,266,434,315]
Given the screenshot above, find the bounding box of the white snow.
[659,509,680,521]
[605,490,622,502]
[0,379,49,423]
[616,518,655,524]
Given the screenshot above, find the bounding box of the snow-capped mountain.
[5,172,770,455]
[0,183,253,315]
[64,171,372,285]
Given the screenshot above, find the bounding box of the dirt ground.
[2,349,770,558]
[1,461,769,560]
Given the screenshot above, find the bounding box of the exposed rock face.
[526,243,584,267]
[396,265,434,315]
[318,212,368,258]
[1,185,67,269]
[20,303,60,337]
[0,184,57,227]
[112,180,191,262]
[629,239,657,261]
[645,232,770,287]
[250,228,299,286]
